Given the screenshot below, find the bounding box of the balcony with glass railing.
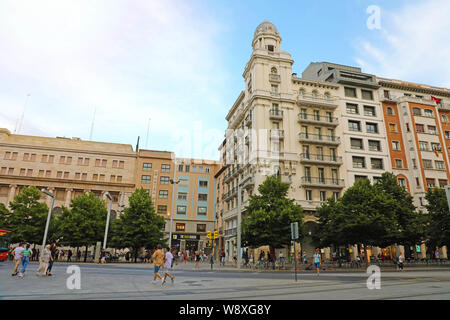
[297,93,339,109]
[300,176,345,188]
[299,153,343,165]
[269,109,283,120]
[297,113,338,126]
[298,133,340,145]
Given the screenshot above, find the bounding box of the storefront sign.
[172,234,200,240]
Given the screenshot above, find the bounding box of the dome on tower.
[254,20,279,38]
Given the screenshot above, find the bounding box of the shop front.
[172,234,200,254]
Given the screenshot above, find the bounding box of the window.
[441,115,448,123]
[26,169,33,177]
[60,156,66,164]
[159,190,168,199]
[348,120,361,132]
[197,224,206,232]
[439,179,448,187]
[157,205,167,214]
[412,159,417,169]
[78,157,83,165]
[423,159,433,169]
[23,153,29,161]
[419,141,429,151]
[161,164,171,172]
[366,123,378,133]
[176,223,185,231]
[45,170,51,178]
[389,123,397,132]
[346,103,358,114]
[387,107,395,116]
[205,168,210,173]
[431,143,441,151]
[428,125,437,135]
[320,191,327,202]
[344,87,357,98]
[415,124,424,133]
[66,157,72,165]
[177,192,188,200]
[93,174,98,181]
[392,141,401,151]
[424,109,434,117]
[57,171,62,178]
[177,206,187,215]
[355,175,368,181]
[412,108,421,116]
[118,161,124,169]
[352,156,366,168]
[426,178,436,188]
[364,106,376,116]
[198,193,208,201]
[436,161,446,170]
[361,90,373,100]
[185,165,190,172]
[306,190,312,201]
[143,163,152,171]
[178,165,183,172]
[267,45,274,52]
[95,159,101,166]
[199,180,208,188]
[368,140,381,151]
[197,206,207,215]
[64,172,70,179]
[112,160,118,168]
[371,158,383,170]
[394,159,403,168]
[333,192,340,200]
[82,173,87,180]
[160,176,170,184]
[445,131,450,139]
[350,138,363,150]
[398,178,406,189]
[141,175,151,184]
[101,159,107,167]
[271,84,278,94]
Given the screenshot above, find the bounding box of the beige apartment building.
[217,20,449,261]
[0,128,136,217]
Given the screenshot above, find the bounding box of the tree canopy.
[425,187,450,248]
[241,175,304,251]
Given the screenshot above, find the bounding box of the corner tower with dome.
[219,21,344,262]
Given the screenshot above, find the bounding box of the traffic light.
[214,230,218,239]
[207,231,212,239]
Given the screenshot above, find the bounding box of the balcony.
[297,93,339,110]
[297,113,338,127]
[297,200,326,211]
[269,109,283,120]
[298,133,340,145]
[300,177,345,188]
[222,187,238,201]
[299,153,343,166]
[270,129,284,139]
[241,174,255,189]
[280,175,292,184]
[269,74,281,83]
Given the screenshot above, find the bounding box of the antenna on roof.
[136,136,140,152]
[89,107,96,141]
[15,94,31,134]
[145,118,151,149]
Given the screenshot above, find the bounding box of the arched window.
[387,107,395,116]
[271,67,277,74]
[442,114,448,123]
[312,90,318,98]
[324,92,330,100]
[299,88,305,96]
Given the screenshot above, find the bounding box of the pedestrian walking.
[67,249,72,262]
[220,249,225,266]
[398,253,404,271]
[46,243,57,276]
[18,244,32,278]
[195,250,200,270]
[36,245,51,277]
[313,248,322,276]
[151,244,164,284]
[11,243,25,276]
[161,248,175,286]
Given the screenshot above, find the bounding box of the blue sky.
[1,0,449,160]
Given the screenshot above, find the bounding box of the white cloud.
[0,0,228,159]
[355,0,450,88]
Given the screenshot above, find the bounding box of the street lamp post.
[103,192,112,250]
[41,188,55,252]
[169,163,180,250]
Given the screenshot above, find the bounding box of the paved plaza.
[1,261,450,300]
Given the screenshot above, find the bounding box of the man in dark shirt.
[46,243,57,276]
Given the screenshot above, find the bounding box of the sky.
[1,0,449,160]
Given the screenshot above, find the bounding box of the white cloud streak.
[0,0,229,159]
[355,0,450,88]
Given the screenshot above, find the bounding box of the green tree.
[8,186,49,244]
[110,188,166,262]
[425,188,450,249]
[241,176,304,258]
[374,172,426,247]
[0,203,10,230]
[316,178,398,264]
[58,193,107,262]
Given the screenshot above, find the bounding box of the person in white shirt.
[398,253,404,271]
[161,247,175,286]
[12,243,25,276]
[36,245,51,277]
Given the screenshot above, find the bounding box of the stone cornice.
[379,79,450,98]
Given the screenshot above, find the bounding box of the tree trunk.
[364,244,369,267]
[272,247,276,270]
[84,245,88,263]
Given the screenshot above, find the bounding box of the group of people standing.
[11,243,58,278]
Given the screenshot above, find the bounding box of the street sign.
[290,222,299,240]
